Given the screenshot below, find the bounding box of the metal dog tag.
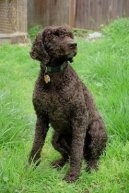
[44,74,50,83]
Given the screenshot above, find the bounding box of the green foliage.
[0,18,129,192]
[73,28,89,37]
[102,17,129,39]
[28,25,43,40]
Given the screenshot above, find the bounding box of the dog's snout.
[68,42,77,48]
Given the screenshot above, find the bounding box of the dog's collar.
[43,62,69,84]
[45,62,68,73]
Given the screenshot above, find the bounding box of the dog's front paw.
[51,158,66,169]
[64,171,79,183]
[28,152,41,167]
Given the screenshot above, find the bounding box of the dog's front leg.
[64,109,88,182]
[29,115,49,166]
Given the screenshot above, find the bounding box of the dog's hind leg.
[51,131,70,169]
[84,119,107,172]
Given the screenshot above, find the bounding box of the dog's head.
[30,25,77,65]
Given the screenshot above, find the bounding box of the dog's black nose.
[68,42,77,48]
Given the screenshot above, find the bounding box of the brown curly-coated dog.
[28,25,107,183]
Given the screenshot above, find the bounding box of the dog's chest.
[42,89,72,129]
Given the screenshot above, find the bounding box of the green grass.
[0,18,129,193]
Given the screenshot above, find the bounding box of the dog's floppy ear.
[30,31,50,65]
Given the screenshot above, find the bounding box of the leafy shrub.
[28,25,43,40]
[102,18,129,39]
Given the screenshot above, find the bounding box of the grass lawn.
[0,18,129,193]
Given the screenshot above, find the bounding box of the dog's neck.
[39,60,74,89]
[40,58,71,75]
[45,61,68,73]
[48,58,67,66]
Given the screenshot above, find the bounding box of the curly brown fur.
[29,25,107,183]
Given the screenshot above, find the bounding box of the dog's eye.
[54,32,59,37]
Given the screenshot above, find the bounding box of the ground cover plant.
[0,18,129,193]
